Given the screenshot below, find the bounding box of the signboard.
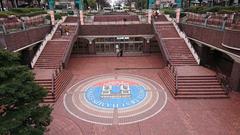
[117,37,129,40]
[48,0,55,10]
[75,0,84,10]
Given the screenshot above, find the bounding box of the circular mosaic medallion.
[64,74,167,125]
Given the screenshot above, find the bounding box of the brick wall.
[3,25,51,51]
[223,29,240,49]
[79,24,153,36]
[180,24,223,47]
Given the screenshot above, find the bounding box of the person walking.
[64,25,69,36]
[116,44,120,57]
[59,25,63,36]
[120,48,123,57]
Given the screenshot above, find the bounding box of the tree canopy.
[0,49,52,135]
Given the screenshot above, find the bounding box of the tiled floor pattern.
[46,54,240,135]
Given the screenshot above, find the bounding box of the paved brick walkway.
[47,54,240,135]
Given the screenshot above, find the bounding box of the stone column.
[28,46,35,61]
[197,44,210,65]
[176,8,180,23]
[49,10,55,25]
[80,10,84,25]
[20,46,35,67]
[230,59,240,91]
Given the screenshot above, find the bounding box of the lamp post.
[75,0,84,24]
[148,0,156,24]
[49,0,55,25]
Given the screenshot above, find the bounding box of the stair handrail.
[62,19,80,66]
[51,73,55,96]
[216,72,230,95]
[30,16,67,68]
[175,68,178,94]
[169,65,178,94]
[164,14,201,65]
[51,60,64,96]
[152,21,171,65]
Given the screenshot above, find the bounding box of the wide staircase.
[164,39,198,66]
[34,41,70,69]
[32,16,80,103]
[154,15,228,98]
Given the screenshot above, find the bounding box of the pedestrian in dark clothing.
[64,25,69,36]
[59,25,63,36]
[120,48,123,57]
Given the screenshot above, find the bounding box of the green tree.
[0,49,52,135]
[136,0,147,9]
[87,0,96,8]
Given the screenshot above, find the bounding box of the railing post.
[51,73,55,96]
[1,24,7,34]
[22,22,26,30]
[175,70,178,94]
[221,14,228,31]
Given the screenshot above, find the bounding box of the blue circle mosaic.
[64,74,167,125]
[85,85,147,108]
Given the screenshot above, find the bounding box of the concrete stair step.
[43,98,56,103]
[178,76,216,79]
[178,85,222,89]
[178,80,219,83]
[178,88,225,92]
[177,91,227,95]
[178,82,221,85]
[175,94,228,99]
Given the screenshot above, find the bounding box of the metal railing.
[152,21,171,65]
[50,16,80,95]
[216,72,231,95]
[50,60,64,96]
[168,64,178,94]
[165,14,201,65]
[31,16,67,68]
[62,17,80,66]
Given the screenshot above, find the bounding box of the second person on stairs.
[64,25,70,36]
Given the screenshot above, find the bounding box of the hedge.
[45,13,62,20]
[161,8,186,18]
[185,6,240,14]
[20,11,47,17]
[10,8,43,13]
[0,8,46,18]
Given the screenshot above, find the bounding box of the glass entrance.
[94,37,144,54]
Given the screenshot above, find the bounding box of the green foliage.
[0,8,46,18]
[0,49,52,135]
[20,11,47,17]
[87,0,96,8]
[67,10,74,15]
[185,6,240,14]
[184,6,207,14]
[0,11,16,18]
[10,8,43,13]
[0,12,9,18]
[45,12,62,20]
[161,8,186,18]
[136,0,147,9]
